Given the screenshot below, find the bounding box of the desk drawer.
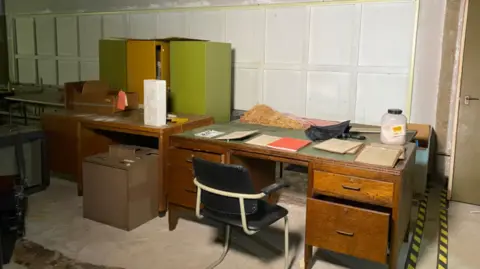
[313,171,393,207]
[169,148,222,167]
[305,198,390,264]
[168,166,197,208]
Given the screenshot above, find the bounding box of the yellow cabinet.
[99,39,170,104]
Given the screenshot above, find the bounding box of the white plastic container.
[380,109,407,145]
[143,80,167,127]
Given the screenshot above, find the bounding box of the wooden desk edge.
[170,135,416,182]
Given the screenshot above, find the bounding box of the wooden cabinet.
[41,112,80,176]
[99,39,171,104]
[170,41,232,123]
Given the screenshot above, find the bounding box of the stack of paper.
[354,145,403,167]
[313,139,364,154]
[369,143,405,159]
[245,134,280,146]
[216,130,259,140]
[194,130,225,138]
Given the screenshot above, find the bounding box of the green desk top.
[175,122,416,166]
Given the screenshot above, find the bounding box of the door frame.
[448,0,470,200]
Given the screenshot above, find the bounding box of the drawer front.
[305,198,390,264]
[169,148,222,167]
[168,166,197,208]
[313,171,394,207]
[168,149,222,209]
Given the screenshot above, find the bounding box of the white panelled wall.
[11,0,418,125]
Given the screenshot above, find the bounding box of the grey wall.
[5,0,313,15]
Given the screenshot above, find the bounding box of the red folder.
[267,137,311,152]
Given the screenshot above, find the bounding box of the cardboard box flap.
[81,80,110,95]
[109,145,158,159]
[407,124,431,142]
[85,151,157,170]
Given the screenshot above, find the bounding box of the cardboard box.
[82,146,158,231]
[64,80,138,114]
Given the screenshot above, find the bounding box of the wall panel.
[56,16,78,57]
[9,1,418,125]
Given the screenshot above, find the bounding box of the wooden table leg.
[279,162,284,178]
[168,204,180,231]
[157,134,168,214]
[404,220,411,242]
[304,244,312,269]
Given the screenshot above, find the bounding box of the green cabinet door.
[170,41,232,123]
[170,42,207,115]
[99,39,127,90]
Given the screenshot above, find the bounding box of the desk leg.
[158,134,168,214]
[404,220,411,242]
[22,102,27,125]
[304,244,312,269]
[279,162,284,178]
[168,204,180,231]
[8,102,12,125]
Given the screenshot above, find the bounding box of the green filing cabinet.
[170,41,232,123]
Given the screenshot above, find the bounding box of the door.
[452,0,480,204]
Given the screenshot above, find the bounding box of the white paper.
[195,130,225,138]
[143,80,167,127]
[216,130,259,140]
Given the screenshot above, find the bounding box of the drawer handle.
[186,154,195,163]
[185,189,197,194]
[336,230,354,237]
[341,185,361,191]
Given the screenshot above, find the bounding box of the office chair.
[192,158,290,269]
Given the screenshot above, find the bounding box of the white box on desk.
[143,80,167,127]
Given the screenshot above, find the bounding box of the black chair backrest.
[192,158,258,215]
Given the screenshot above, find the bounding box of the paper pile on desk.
[355,145,402,167]
[313,138,364,154]
[216,130,258,140]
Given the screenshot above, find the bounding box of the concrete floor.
[4,178,480,269]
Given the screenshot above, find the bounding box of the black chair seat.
[201,199,288,231]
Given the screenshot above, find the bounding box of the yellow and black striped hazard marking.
[405,187,430,269]
[437,188,448,269]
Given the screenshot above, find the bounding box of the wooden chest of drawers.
[305,165,411,268]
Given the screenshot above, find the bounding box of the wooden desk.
[41,110,213,213]
[5,91,64,107]
[167,122,416,269]
[5,91,64,125]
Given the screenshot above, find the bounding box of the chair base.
[204,216,289,269]
[206,225,231,269]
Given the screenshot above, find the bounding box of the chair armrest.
[261,182,290,195]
